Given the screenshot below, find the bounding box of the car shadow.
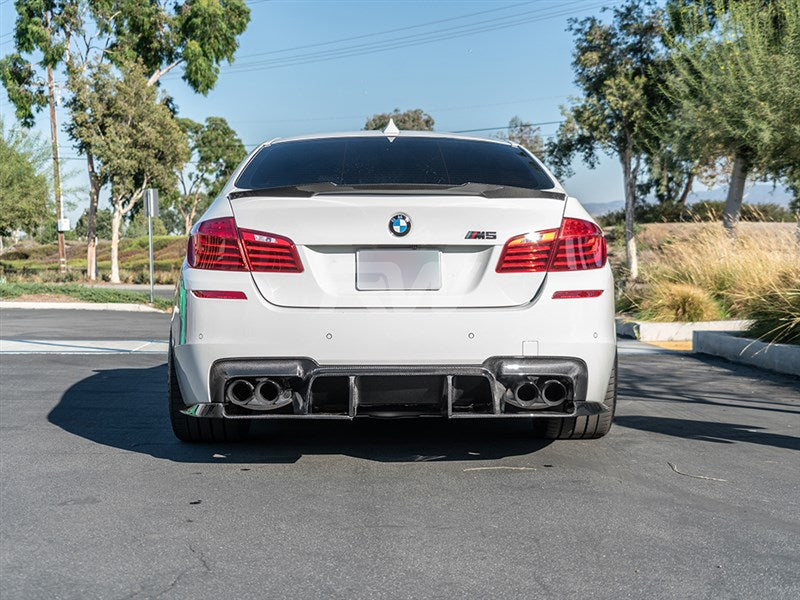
[48,364,553,464]
[615,415,800,451]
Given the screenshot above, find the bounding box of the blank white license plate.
[356,249,442,291]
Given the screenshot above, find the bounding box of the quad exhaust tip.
[541,379,567,405]
[226,379,255,406]
[255,379,282,403]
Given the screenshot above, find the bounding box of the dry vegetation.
[609,222,800,342]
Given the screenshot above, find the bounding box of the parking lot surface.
[1,308,798,599]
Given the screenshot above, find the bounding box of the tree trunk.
[621,149,639,280]
[110,204,123,284]
[678,172,694,207]
[723,155,749,236]
[86,153,100,281]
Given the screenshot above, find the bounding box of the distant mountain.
[582,183,793,218]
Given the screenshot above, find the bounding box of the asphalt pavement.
[1,308,799,599]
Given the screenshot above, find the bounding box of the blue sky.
[0,0,625,218]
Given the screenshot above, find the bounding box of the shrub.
[638,282,724,321]
[742,285,800,345]
[640,224,800,316]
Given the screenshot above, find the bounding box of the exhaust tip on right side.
[541,380,567,405]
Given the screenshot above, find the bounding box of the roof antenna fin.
[383,118,400,142]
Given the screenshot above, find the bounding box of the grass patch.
[637,282,724,321]
[0,282,172,311]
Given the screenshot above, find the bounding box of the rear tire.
[168,340,250,443]
[534,356,617,440]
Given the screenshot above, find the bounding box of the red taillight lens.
[239,229,303,273]
[496,218,606,273]
[187,217,247,271]
[496,229,558,273]
[187,218,303,273]
[549,218,606,272]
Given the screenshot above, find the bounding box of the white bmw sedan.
[168,126,616,442]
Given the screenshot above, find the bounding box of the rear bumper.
[179,356,607,420]
[171,264,617,407]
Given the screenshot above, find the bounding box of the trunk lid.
[229,194,566,308]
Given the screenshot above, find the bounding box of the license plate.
[356,249,442,291]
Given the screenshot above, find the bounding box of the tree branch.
[147,60,182,86]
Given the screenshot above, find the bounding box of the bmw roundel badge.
[389,213,411,237]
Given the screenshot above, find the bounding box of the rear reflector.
[552,290,603,299]
[192,290,248,300]
[187,217,303,273]
[496,218,606,273]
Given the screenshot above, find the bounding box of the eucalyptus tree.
[665,0,800,234]
[2,0,250,280]
[68,62,188,283]
[547,0,665,280]
[365,109,435,131]
[0,0,83,272]
[173,116,246,235]
[500,116,545,157]
[0,124,51,251]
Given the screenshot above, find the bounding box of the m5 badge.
[464,230,497,240]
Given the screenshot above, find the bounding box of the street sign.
[144,188,159,217]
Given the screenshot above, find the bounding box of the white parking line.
[0,339,169,354]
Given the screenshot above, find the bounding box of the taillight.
[496,218,606,273]
[549,218,606,271]
[187,218,247,271]
[188,217,303,273]
[495,229,558,273]
[239,229,303,273]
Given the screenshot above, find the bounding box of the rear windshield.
[235,136,554,190]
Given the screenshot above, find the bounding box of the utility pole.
[45,10,67,273]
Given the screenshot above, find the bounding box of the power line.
[235,1,533,60]
[219,2,602,75]
[161,0,614,78]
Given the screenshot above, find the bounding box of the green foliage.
[171,115,245,233]
[68,61,189,212]
[665,0,800,184]
[75,208,113,239]
[598,200,796,225]
[91,0,250,94]
[498,116,545,157]
[0,54,48,127]
[125,212,168,238]
[0,281,172,310]
[364,108,434,131]
[0,123,51,236]
[546,0,665,179]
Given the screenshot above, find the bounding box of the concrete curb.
[693,331,800,376]
[0,301,166,313]
[616,318,751,342]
